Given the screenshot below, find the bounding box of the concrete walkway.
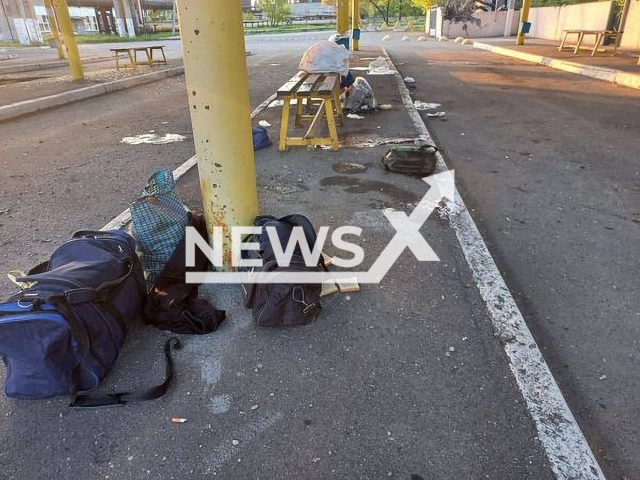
[0,44,557,479]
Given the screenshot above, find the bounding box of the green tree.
[258,0,291,26]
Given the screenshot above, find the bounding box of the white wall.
[620,0,640,49]
[442,10,519,38]
[527,1,614,42]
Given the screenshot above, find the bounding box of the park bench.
[557,29,622,57]
[276,71,343,151]
[243,19,269,28]
[111,45,168,70]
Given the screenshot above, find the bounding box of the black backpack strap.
[69,337,181,408]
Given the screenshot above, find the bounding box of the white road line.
[100,93,277,231]
[380,46,605,479]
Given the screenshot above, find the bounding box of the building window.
[38,15,51,33]
[85,16,99,31]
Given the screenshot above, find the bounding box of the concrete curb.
[0,66,184,122]
[473,41,640,90]
[0,56,110,74]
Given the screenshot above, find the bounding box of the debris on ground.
[404,76,416,87]
[382,35,392,42]
[380,144,439,177]
[347,113,365,119]
[454,36,465,43]
[439,37,449,42]
[343,77,376,111]
[171,417,187,424]
[268,98,298,107]
[414,101,441,110]
[427,111,446,117]
[258,120,271,127]
[378,104,393,110]
[418,36,427,42]
[120,133,186,145]
[402,36,410,41]
[368,57,393,75]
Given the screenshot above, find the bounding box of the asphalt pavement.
[382,32,640,479]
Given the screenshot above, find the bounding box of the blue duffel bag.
[0,230,179,408]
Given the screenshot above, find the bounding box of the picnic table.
[276,71,343,151]
[557,29,622,57]
[111,45,167,70]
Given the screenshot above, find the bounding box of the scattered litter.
[350,66,369,71]
[380,144,438,177]
[368,56,393,75]
[449,346,455,352]
[378,104,393,110]
[401,36,410,41]
[347,113,365,119]
[251,404,259,410]
[418,36,426,42]
[312,458,321,463]
[299,40,350,76]
[427,111,446,117]
[268,98,298,107]
[148,129,155,133]
[382,35,392,41]
[344,77,376,111]
[599,375,607,380]
[121,133,186,145]
[438,36,449,42]
[258,120,271,127]
[161,121,168,125]
[462,39,474,46]
[337,277,359,293]
[454,36,465,43]
[171,417,187,424]
[413,101,441,110]
[269,63,281,66]
[403,76,416,85]
[232,439,240,446]
[332,161,367,173]
[321,279,339,297]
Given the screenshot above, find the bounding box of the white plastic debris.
[401,35,410,41]
[462,38,474,45]
[413,101,441,110]
[427,111,446,117]
[299,40,350,76]
[454,36,465,43]
[438,36,449,42]
[232,440,240,446]
[382,35,392,41]
[378,104,393,110]
[347,113,365,119]
[404,76,416,84]
[418,36,426,42]
[121,133,185,145]
[258,120,271,127]
[368,56,393,75]
[343,77,376,111]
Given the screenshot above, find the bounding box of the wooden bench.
[111,45,168,70]
[558,30,622,57]
[276,71,343,151]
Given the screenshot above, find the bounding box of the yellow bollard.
[175,0,258,270]
[44,0,65,59]
[337,0,349,36]
[351,0,360,51]
[50,0,83,80]
[516,0,531,45]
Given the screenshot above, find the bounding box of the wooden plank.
[303,102,326,140]
[277,71,308,97]
[316,73,339,96]
[297,73,322,96]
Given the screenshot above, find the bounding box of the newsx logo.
[185,171,456,284]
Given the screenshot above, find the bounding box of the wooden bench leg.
[573,32,584,54]
[558,31,569,51]
[333,86,343,126]
[591,33,603,57]
[324,98,339,151]
[295,97,303,127]
[279,97,291,151]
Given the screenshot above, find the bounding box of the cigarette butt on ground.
[171,417,187,424]
[337,277,360,293]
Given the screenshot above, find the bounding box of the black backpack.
[240,215,325,326]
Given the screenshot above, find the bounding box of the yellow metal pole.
[337,0,349,35]
[352,0,360,51]
[516,0,531,45]
[176,0,258,270]
[50,0,83,79]
[44,0,65,59]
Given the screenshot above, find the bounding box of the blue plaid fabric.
[131,168,189,285]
